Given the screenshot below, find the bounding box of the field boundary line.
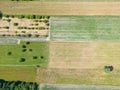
[50,40,120,42]
[0,65,38,67]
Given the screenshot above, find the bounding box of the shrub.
[0,11,3,19]
[34,20,38,22]
[22,49,27,52]
[5,15,9,18]
[22,34,26,37]
[27,34,32,37]
[24,27,27,29]
[21,31,26,33]
[11,15,15,18]
[26,41,30,45]
[13,23,19,26]
[4,26,9,29]
[33,56,38,59]
[36,65,40,67]
[35,23,39,26]
[29,49,32,52]
[35,34,39,37]
[19,58,26,62]
[8,52,12,55]
[18,27,23,29]
[2,34,6,36]
[40,56,44,59]
[7,19,11,22]
[17,34,21,37]
[22,45,26,48]
[20,15,25,19]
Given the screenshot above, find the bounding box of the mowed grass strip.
[0,67,36,82]
[0,41,49,67]
[1,2,120,15]
[1,0,120,2]
[51,16,120,41]
[42,84,120,90]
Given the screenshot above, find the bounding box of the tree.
[40,56,44,59]
[27,34,32,37]
[22,49,27,52]
[22,45,26,48]
[0,11,2,19]
[13,23,19,26]
[33,56,38,59]
[19,58,26,62]
[8,52,12,55]
[29,49,32,52]
[26,41,30,45]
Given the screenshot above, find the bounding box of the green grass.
[51,16,120,41]
[0,41,49,68]
[0,67,36,82]
[42,84,120,90]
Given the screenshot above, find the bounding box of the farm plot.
[37,68,120,85]
[0,41,49,67]
[0,67,36,82]
[51,16,120,41]
[2,0,120,1]
[0,14,50,38]
[42,84,120,90]
[1,2,120,15]
[38,41,120,85]
[49,42,120,69]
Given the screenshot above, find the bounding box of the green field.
[51,16,120,41]
[0,41,49,67]
[42,84,120,90]
[0,67,36,82]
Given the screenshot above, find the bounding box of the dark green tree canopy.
[0,11,2,19]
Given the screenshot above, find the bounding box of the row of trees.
[0,11,2,19]
[3,14,50,20]
[0,79,39,90]
[0,34,48,38]
[11,0,34,1]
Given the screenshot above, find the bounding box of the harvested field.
[37,68,120,85]
[1,2,120,15]
[49,42,120,69]
[0,67,36,82]
[51,16,120,41]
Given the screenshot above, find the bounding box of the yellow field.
[36,68,120,85]
[49,42,120,69]
[1,1,120,15]
[0,67,36,82]
[36,42,120,85]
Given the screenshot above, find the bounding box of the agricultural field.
[42,84,120,90]
[0,14,50,38]
[2,0,120,1]
[37,68,120,85]
[0,41,49,67]
[1,2,120,15]
[49,42,120,69]
[35,42,120,85]
[0,67,36,82]
[51,16,120,41]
